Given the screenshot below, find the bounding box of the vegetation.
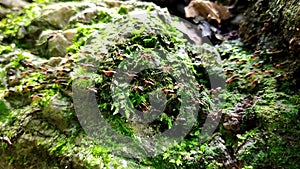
[0,0,299,168]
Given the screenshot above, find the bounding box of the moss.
[1,1,299,169]
[0,101,9,122]
[118,5,129,15]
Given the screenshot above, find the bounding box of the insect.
[61,58,74,65]
[75,76,90,80]
[196,84,205,90]
[20,60,35,68]
[79,63,97,69]
[7,69,15,76]
[261,22,269,32]
[23,85,35,92]
[252,61,264,67]
[45,68,54,74]
[21,70,34,77]
[116,53,128,59]
[39,81,48,88]
[124,72,138,79]
[140,102,149,112]
[159,65,173,72]
[39,66,48,71]
[4,88,16,97]
[248,78,259,89]
[275,73,290,80]
[226,74,239,84]
[131,86,144,92]
[103,70,116,76]
[263,70,275,75]
[143,79,155,86]
[274,61,288,69]
[8,76,20,85]
[30,94,43,100]
[210,87,222,94]
[176,117,186,122]
[80,49,93,55]
[223,69,235,75]
[289,37,300,50]
[162,88,174,94]
[57,68,71,74]
[52,79,68,85]
[30,108,42,114]
[234,59,247,63]
[86,87,97,93]
[244,71,257,79]
[0,136,12,146]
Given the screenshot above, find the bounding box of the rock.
[42,94,73,131]
[207,135,235,168]
[38,3,76,29]
[36,30,75,58]
[222,96,257,133]
[0,0,29,9]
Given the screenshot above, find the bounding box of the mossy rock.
[0,1,220,168]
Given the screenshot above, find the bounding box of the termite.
[140,102,149,112]
[162,88,174,94]
[7,69,15,76]
[86,87,97,93]
[79,63,96,69]
[244,71,257,79]
[30,94,43,100]
[75,76,90,80]
[234,59,247,63]
[21,70,34,77]
[20,60,35,68]
[252,61,264,67]
[248,78,259,89]
[263,70,275,75]
[124,72,138,79]
[23,85,35,92]
[289,37,299,50]
[196,84,205,90]
[53,79,68,84]
[131,86,144,92]
[103,70,116,76]
[44,69,54,75]
[57,68,71,74]
[176,117,186,122]
[39,67,48,71]
[226,74,239,84]
[223,69,235,75]
[143,79,155,86]
[274,61,288,69]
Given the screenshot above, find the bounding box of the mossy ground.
[0,1,299,169]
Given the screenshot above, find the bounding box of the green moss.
[118,5,129,15]
[0,101,9,122]
[0,4,42,39]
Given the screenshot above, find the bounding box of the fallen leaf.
[185,0,231,23]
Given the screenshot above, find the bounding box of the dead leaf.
[185,0,231,23]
